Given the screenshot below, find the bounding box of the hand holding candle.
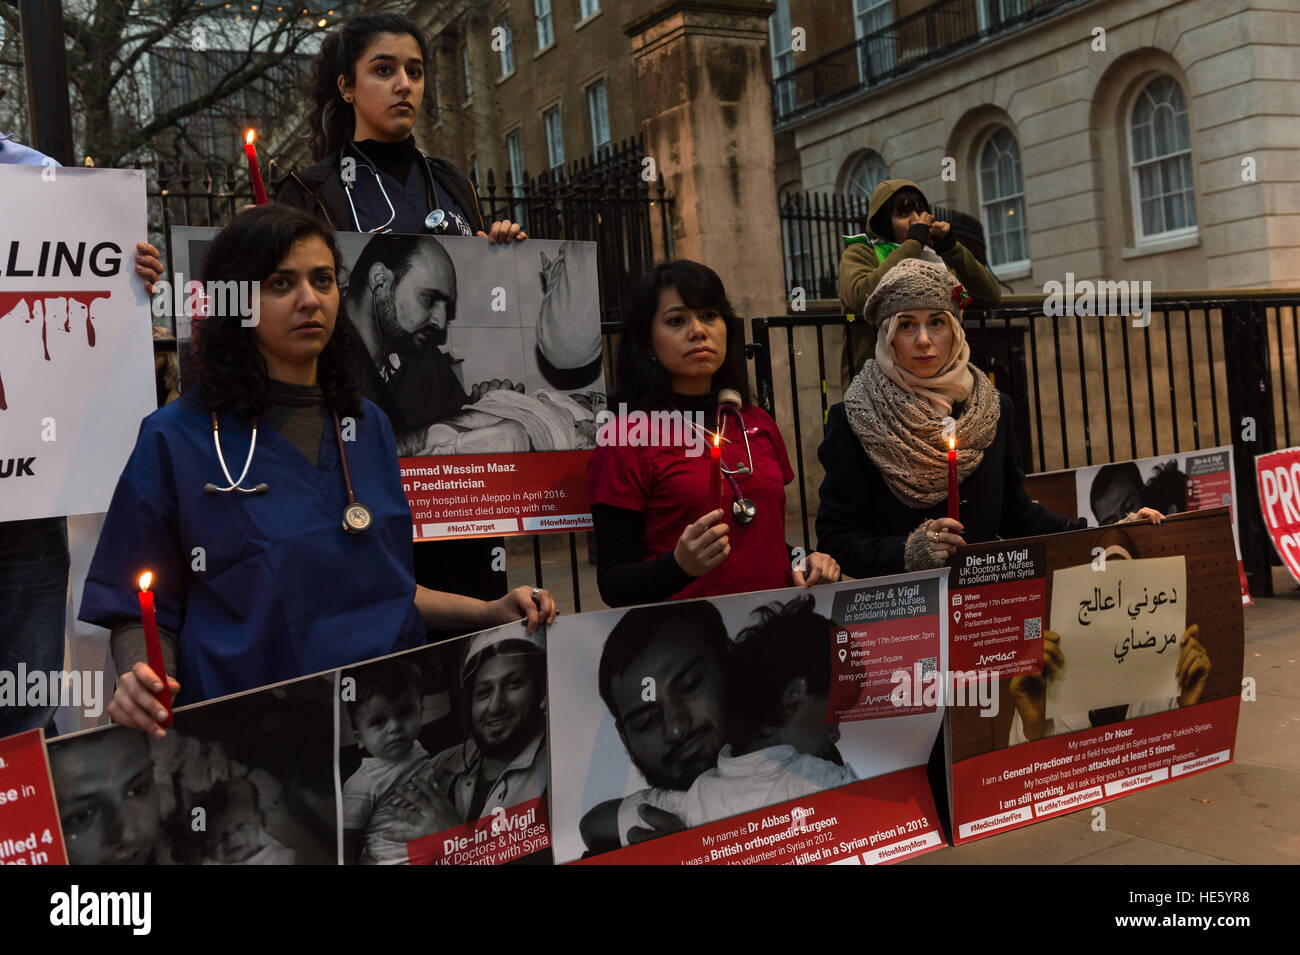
[243,129,268,205]
[137,572,173,727]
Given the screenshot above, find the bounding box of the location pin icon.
[838,648,847,663]
[954,610,962,623]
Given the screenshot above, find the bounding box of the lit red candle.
[243,129,268,205]
[709,432,722,514]
[947,435,959,522]
[137,572,173,727]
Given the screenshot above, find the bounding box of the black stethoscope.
[341,141,454,236]
[203,409,372,534]
[715,389,757,524]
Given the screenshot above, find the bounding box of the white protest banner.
[1255,447,1300,586]
[0,166,155,520]
[1046,556,1185,717]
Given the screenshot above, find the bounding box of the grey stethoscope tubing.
[716,389,756,523]
[204,412,268,495]
[342,143,451,235]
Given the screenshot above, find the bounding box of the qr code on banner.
[918,657,937,680]
[1024,617,1042,641]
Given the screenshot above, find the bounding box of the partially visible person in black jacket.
[275,12,524,618]
[275,12,523,244]
[816,258,1161,578]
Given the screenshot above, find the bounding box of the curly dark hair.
[614,259,752,411]
[305,13,430,162]
[193,204,362,418]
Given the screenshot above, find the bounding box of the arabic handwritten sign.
[1046,556,1185,717]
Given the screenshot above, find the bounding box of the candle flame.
[139,571,153,591]
[713,432,720,448]
[948,435,955,451]
[245,129,256,146]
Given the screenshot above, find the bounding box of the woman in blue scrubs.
[82,205,556,735]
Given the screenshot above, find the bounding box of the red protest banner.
[0,729,66,866]
[1255,447,1300,586]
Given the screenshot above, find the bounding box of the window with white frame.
[979,0,1027,32]
[497,16,515,77]
[544,106,564,176]
[507,128,526,220]
[854,0,895,80]
[842,151,890,204]
[1128,75,1197,239]
[580,0,600,19]
[587,80,611,156]
[977,126,1030,268]
[535,0,554,50]
[461,44,472,100]
[769,0,795,118]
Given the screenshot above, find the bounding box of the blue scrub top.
[80,390,426,705]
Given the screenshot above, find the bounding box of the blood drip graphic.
[0,291,109,410]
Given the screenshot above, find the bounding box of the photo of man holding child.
[545,582,946,863]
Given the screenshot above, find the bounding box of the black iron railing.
[779,191,991,299]
[749,292,1300,597]
[773,0,1088,125]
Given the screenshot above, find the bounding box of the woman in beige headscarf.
[815,258,1160,575]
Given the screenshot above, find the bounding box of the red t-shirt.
[586,405,796,600]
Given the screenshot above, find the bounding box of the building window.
[579,0,600,19]
[587,80,611,156]
[854,0,895,81]
[980,0,1028,32]
[461,44,472,101]
[544,106,565,177]
[507,128,526,219]
[977,126,1029,268]
[842,151,890,205]
[769,0,795,119]
[1128,75,1197,239]
[535,0,554,51]
[496,16,515,77]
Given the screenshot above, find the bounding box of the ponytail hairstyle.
[305,12,430,162]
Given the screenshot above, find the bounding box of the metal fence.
[144,144,673,612]
[750,292,1300,598]
[779,191,992,301]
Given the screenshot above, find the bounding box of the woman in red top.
[586,260,839,606]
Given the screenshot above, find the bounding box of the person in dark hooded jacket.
[837,178,1001,388]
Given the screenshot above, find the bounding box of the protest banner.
[547,576,949,866]
[1,618,548,866]
[169,228,603,540]
[1255,447,1300,586]
[0,166,156,521]
[946,508,1243,844]
[1073,447,1251,604]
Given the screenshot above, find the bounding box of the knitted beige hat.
[861,258,970,326]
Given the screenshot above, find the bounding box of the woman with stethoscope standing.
[81,205,555,735]
[586,260,840,607]
[274,11,522,615]
[274,12,523,244]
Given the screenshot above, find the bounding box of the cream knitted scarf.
[843,360,1002,509]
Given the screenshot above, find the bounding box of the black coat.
[273,149,486,234]
[815,393,1081,578]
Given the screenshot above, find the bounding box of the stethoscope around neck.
[204,409,372,534]
[341,140,453,236]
